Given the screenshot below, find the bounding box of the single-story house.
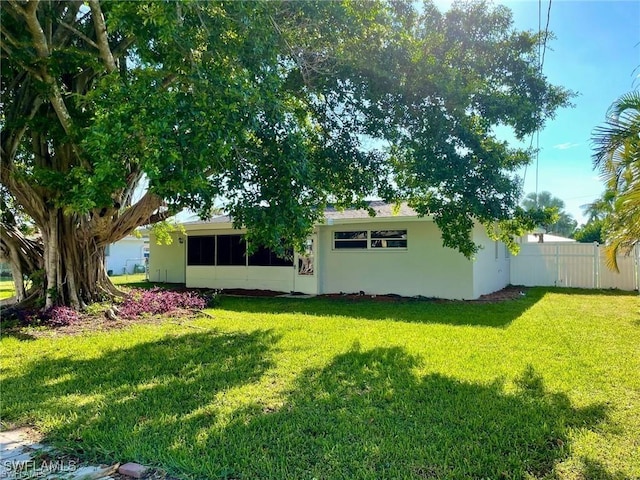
[148,202,510,300]
[106,235,149,275]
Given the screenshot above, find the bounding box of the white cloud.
[553,142,581,150]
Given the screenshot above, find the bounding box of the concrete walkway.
[0,428,124,479]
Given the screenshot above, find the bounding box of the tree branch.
[0,90,43,168]
[104,191,165,244]
[112,35,136,59]
[88,0,116,73]
[21,1,87,165]
[51,1,83,46]
[59,20,99,50]
[0,40,44,80]
[7,0,27,19]
[22,1,48,57]
[0,24,25,50]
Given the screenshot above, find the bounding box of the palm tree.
[592,91,640,270]
[580,192,614,222]
[521,191,577,237]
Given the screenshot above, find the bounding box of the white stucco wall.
[187,265,295,292]
[148,232,186,283]
[317,219,475,299]
[471,226,510,298]
[106,236,148,275]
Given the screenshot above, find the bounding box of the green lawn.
[110,273,148,285]
[0,279,15,300]
[0,274,148,301]
[1,288,639,479]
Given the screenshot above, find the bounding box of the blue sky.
[438,0,640,224]
[509,0,639,225]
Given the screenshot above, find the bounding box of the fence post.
[554,243,566,287]
[636,244,640,294]
[594,242,600,289]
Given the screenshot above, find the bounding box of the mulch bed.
[473,285,528,302]
[319,285,528,303]
[218,286,528,303]
[1,308,205,339]
[220,288,285,297]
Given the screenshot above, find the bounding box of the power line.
[533,0,552,206]
[540,0,552,71]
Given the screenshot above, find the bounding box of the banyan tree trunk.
[39,209,121,309]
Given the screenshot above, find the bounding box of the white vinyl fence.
[510,242,639,291]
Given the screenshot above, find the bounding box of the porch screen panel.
[249,245,294,266]
[187,236,215,265]
[217,235,246,266]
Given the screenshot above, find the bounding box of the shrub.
[7,306,81,328]
[203,289,223,308]
[120,288,206,318]
[40,306,81,327]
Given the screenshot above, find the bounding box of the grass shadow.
[525,287,639,297]
[195,348,609,479]
[0,328,37,341]
[3,338,614,479]
[576,458,632,480]
[2,329,278,461]
[215,289,549,328]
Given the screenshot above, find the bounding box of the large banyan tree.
[1,0,570,309]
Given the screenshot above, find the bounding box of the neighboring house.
[0,262,11,279]
[106,235,149,275]
[522,233,576,243]
[148,202,510,300]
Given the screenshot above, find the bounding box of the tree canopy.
[1,0,571,308]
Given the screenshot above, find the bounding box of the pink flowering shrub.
[120,288,206,318]
[15,306,82,327]
[42,306,81,326]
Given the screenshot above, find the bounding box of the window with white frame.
[371,230,407,248]
[334,231,368,249]
[333,230,407,250]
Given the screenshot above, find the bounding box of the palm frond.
[592,91,640,272]
[592,92,640,173]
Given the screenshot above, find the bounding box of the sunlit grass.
[1,288,639,479]
[110,273,147,285]
[0,274,148,301]
[0,279,15,300]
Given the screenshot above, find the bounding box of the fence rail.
[510,243,639,291]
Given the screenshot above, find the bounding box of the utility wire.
[541,0,553,70]
[532,0,552,206]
